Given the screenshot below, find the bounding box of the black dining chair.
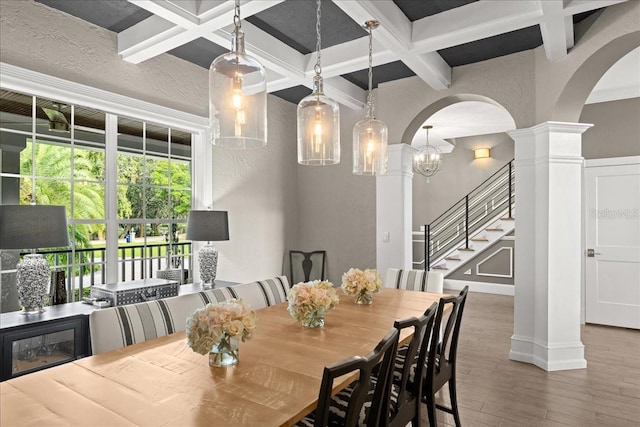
[422,286,469,427]
[296,328,400,427]
[289,250,326,283]
[386,303,438,427]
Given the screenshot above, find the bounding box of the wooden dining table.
[0,288,447,427]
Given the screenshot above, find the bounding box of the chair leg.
[425,392,437,427]
[448,378,461,427]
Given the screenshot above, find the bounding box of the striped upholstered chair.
[89,276,290,355]
[385,268,444,294]
[89,292,210,354]
[221,276,290,309]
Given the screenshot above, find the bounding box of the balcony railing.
[14,242,192,302]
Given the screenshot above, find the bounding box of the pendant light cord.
[234,0,241,32]
[314,0,322,77]
[366,24,373,118]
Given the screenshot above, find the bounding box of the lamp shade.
[186,211,230,242]
[0,205,70,250]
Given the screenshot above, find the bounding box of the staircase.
[413,160,515,276]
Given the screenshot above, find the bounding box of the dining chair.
[289,250,326,283]
[423,286,469,427]
[385,268,444,293]
[296,328,400,427]
[386,302,438,427]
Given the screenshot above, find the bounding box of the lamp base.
[16,254,50,314]
[199,244,219,289]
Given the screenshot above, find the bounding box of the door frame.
[582,155,640,325]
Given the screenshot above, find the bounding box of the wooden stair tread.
[458,247,475,252]
[471,237,489,242]
[445,256,461,261]
[485,228,504,232]
[500,217,515,221]
[432,266,448,270]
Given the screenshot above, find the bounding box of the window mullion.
[104,113,118,283]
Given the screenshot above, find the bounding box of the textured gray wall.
[580,98,640,159]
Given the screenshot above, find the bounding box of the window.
[0,89,193,305]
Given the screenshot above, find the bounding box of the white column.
[508,121,592,371]
[376,144,415,278]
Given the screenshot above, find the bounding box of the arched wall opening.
[553,31,640,123]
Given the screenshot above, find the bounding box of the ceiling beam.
[334,0,451,90]
[206,22,367,109]
[121,0,366,109]
[539,1,570,61]
[411,1,542,53]
[563,0,627,15]
[119,0,281,64]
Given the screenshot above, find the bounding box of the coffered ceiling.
[34,0,622,109]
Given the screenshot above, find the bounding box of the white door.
[585,157,640,329]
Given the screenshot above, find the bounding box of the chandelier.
[413,125,441,182]
[209,0,267,148]
[352,20,387,176]
[296,0,340,165]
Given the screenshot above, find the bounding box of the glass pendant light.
[210,0,267,148]
[353,20,387,175]
[413,125,442,183]
[297,0,340,165]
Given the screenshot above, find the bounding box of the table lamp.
[186,210,229,288]
[0,205,71,314]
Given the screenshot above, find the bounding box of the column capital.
[384,143,416,178]
[508,121,593,139]
[509,121,592,160]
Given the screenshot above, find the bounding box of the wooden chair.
[296,328,400,427]
[290,250,326,283]
[387,303,438,427]
[423,286,469,427]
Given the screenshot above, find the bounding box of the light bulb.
[313,108,323,153]
[232,75,243,110]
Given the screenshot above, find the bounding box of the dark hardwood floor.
[428,291,640,426]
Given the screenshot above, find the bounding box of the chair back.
[385,268,444,293]
[314,328,400,427]
[426,286,469,388]
[388,302,438,426]
[290,250,326,283]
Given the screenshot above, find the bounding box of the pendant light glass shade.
[297,76,340,165]
[353,117,387,175]
[353,20,387,175]
[209,4,267,149]
[297,0,340,165]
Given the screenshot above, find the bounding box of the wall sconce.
[474,148,490,159]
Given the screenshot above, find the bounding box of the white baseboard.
[444,279,514,296]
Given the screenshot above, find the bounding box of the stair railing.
[422,159,514,270]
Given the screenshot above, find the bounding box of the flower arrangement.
[186,298,257,363]
[287,280,340,328]
[341,268,383,304]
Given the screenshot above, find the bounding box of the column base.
[510,335,587,371]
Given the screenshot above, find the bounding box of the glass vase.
[301,312,325,328]
[354,291,373,305]
[209,335,239,367]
